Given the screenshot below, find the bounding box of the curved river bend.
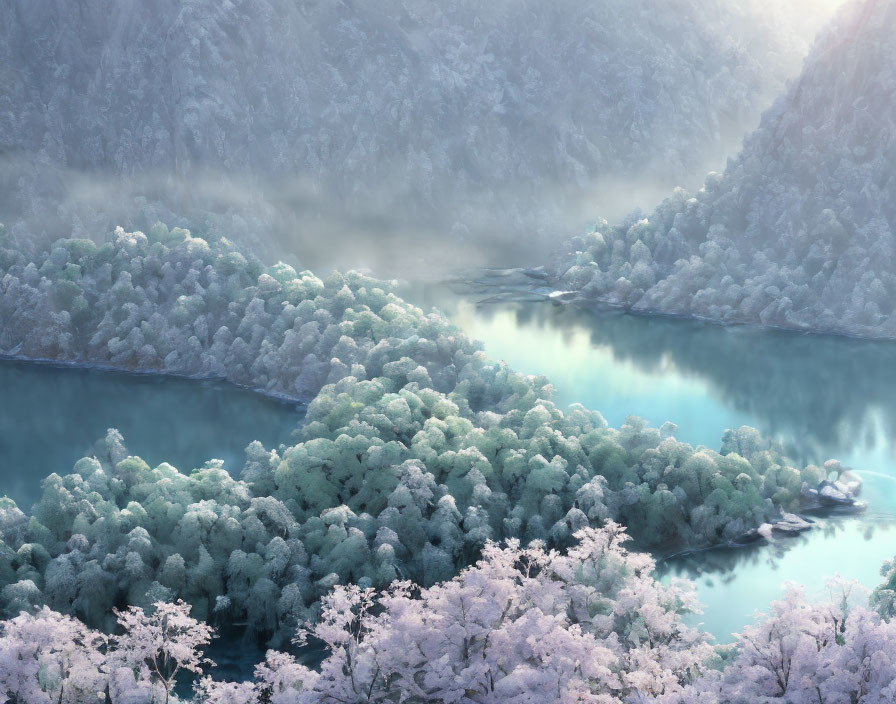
[408,286,896,642]
[3,290,896,644]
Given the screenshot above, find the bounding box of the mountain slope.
[0,0,833,272]
[558,0,896,337]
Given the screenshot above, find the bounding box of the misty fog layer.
[0,0,840,276]
[556,0,896,339]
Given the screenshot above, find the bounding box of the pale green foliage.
[0,229,828,642]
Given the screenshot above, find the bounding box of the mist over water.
[0,156,762,280]
[0,159,545,277]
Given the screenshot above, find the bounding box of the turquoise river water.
[3,292,896,644]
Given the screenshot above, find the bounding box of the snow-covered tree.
[0,229,854,643]
[0,607,106,704]
[659,578,896,703]
[109,600,214,704]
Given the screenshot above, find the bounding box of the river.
[408,285,896,642]
[3,289,896,644]
[0,358,303,510]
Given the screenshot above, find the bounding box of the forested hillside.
[557,0,896,338]
[0,0,835,271]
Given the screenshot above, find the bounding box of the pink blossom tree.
[0,607,106,704]
[659,578,896,704]
[296,522,710,703]
[109,600,214,704]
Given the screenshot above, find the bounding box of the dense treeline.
[6,525,896,703]
[555,0,896,339]
[0,226,835,645]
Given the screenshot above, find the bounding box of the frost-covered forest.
[6,526,896,703]
[0,225,883,702]
[5,0,896,701]
[0,0,838,270]
[555,0,896,338]
[1,227,844,642]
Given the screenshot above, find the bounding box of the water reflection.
[0,358,304,510]
[659,516,896,642]
[409,286,896,474]
[5,290,896,643]
[401,284,896,639]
